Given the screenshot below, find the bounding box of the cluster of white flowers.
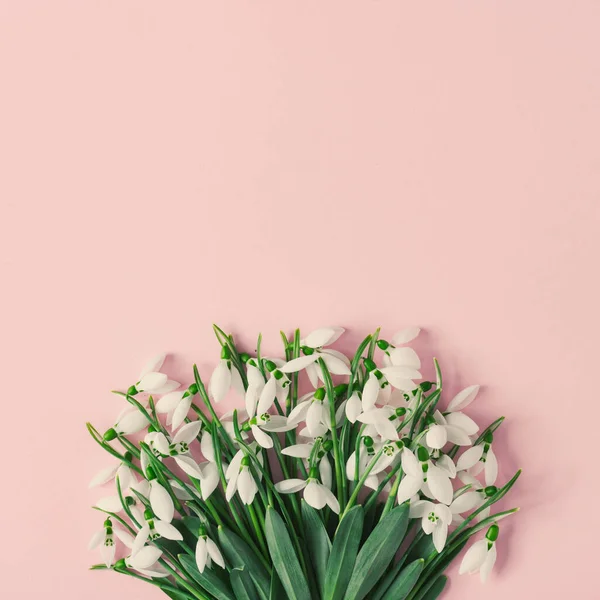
[88,326,518,595]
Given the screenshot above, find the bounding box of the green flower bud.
[273,369,284,380]
[264,360,277,372]
[483,432,494,444]
[188,383,199,395]
[322,440,333,452]
[114,558,127,570]
[484,485,498,497]
[302,346,315,356]
[125,496,135,506]
[144,508,153,520]
[363,358,377,372]
[240,352,251,364]
[103,428,118,442]
[242,421,252,432]
[417,446,430,462]
[148,424,156,433]
[419,381,434,392]
[124,451,133,462]
[240,456,251,467]
[220,346,231,360]
[363,436,374,448]
[104,518,112,528]
[314,388,326,401]
[146,466,157,481]
[127,385,138,396]
[395,407,407,417]
[334,383,348,398]
[486,524,499,542]
[198,524,208,537]
[376,339,390,351]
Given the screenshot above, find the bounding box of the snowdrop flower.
[440,384,481,438]
[103,409,150,440]
[396,446,453,505]
[138,463,175,522]
[129,354,180,396]
[121,546,168,578]
[392,327,421,345]
[209,347,244,403]
[132,508,183,555]
[95,478,150,521]
[276,467,340,513]
[425,410,473,450]
[356,405,401,441]
[409,500,452,552]
[287,389,330,437]
[459,524,499,582]
[89,457,134,490]
[225,450,259,505]
[281,327,350,385]
[456,472,497,521]
[89,518,134,568]
[245,359,291,417]
[153,421,205,479]
[155,388,198,431]
[246,412,295,449]
[456,432,498,486]
[195,526,225,573]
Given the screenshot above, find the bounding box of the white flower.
[125,546,169,578]
[276,472,340,514]
[153,421,204,479]
[146,479,175,523]
[134,354,180,395]
[195,529,225,573]
[391,327,421,345]
[459,525,499,583]
[456,437,498,486]
[225,450,259,505]
[89,460,134,490]
[155,390,194,430]
[356,406,399,441]
[287,390,330,437]
[396,447,453,505]
[409,500,453,552]
[249,413,295,449]
[281,327,350,384]
[89,518,134,568]
[111,409,150,436]
[425,410,473,450]
[132,509,183,555]
[209,349,245,403]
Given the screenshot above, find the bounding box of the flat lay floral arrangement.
[87,326,520,600]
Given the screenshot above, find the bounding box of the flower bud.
[240,456,251,467]
[483,432,494,444]
[363,436,374,448]
[188,383,199,395]
[146,466,157,481]
[419,381,434,392]
[334,383,348,398]
[220,346,231,360]
[395,407,407,417]
[264,360,277,372]
[144,508,153,520]
[240,352,251,364]
[103,428,118,441]
[125,496,135,506]
[363,358,377,372]
[114,558,127,570]
[377,339,390,350]
[314,388,326,401]
[484,485,498,497]
[322,440,333,452]
[127,385,138,396]
[417,446,430,462]
[486,524,500,542]
[301,346,315,356]
[273,369,284,380]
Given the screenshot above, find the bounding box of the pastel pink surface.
[1,2,599,598]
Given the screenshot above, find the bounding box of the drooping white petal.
[246,363,264,388]
[381,367,422,386]
[251,425,273,449]
[304,327,345,348]
[445,412,479,436]
[437,455,457,479]
[132,525,151,556]
[89,465,119,488]
[320,484,340,514]
[281,354,319,373]
[401,448,422,478]
[195,538,208,573]
[114,528,135,549]
[154,520,183,541]
[445,425,473,446]
[362,373,380,410]
[150,482,175,523]
[209,361,232,403]
[319,456,333,489]
[392,328,421,345]
[225,450,244,480]
[375,417,400,441]
[260,415,295,432]
[432,521,449,552]
[139,354,166,379]
[450,491,481,514]
[256,376,277,415]
[459,539,489,574]
[230,367,245,398]
[175,455,204,479]
[345,392,363,423]
[156,391,184,414]
[427,465,454,505]
[281,443,313,458]
[116,411,149,435]
[153,380,181,395]
[171,395,193,430]
[199,463,219,500]
[173,420,202,445]
[306,362,320,388]
[397,474,424,504]
[447,385,480,412]
[456,445,484,471]
[409,500,434,518]
[245,384,261,418]
[96,496,124,513]
[480,543,497,582]
[100,537,116,568]
[388,347,421,369]
[275,479,308,493]
[137,372,168,393]
[306,402,325,437]
[426,425,448,450]
[206,537,225,569]
[320,351,351,376]
[304,481,327,509]
[485,448,498,486]
[130,546,163,570]
[201,431,216,463]
[88,530,104,550]
[237,469,258,505]
[153,433,170,456]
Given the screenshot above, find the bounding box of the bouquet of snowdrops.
[87,326,520,600]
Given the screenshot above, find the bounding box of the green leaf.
[416,575,447,600]
[301,500,332,596]
[343,504,410,600]
[380,559,424,600]
[179,554,235,600]
[269,569,285,600]
[370,555,408,600]
[264,507,311,600]
[218,526,271,600]
[323,505,364,600]
[230,567,257,600]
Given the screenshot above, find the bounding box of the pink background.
[1,2,599,598]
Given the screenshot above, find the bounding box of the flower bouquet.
[88,326,520,600]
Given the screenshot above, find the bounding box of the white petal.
[154,520,183,541]
[450,491,481,514]
[320,352,351,376]
[432,521,448,552]
[280,354,319,373]
[137,372,168,393]
[89,530,104,550]
[397,475,423,505]
[320,484,340,514]
[153,380,181,395]
[96,496,123,513]
[175,455,204,479]
[257,376,277,415]
[209,361,232,403]
[427,466,454,505]
[426,425,448,450]
[153,433,170,456]
[275,479,308,493]
[195,539,208,573]
[116,411,149,435]
[445,412,479,436]
[89,465,119,488]
[319,457,333,489]
[437,455,457,479]
[345,392,363,423]
[306,402,325,436]
[251,425,273,449]
[132,526,150,556]
[375,417,399,441]
[156,391,185,414]
[206,537,225,568]
[434,503,453,524]
[304,481,327,509]
[459,539,489,574]
[201,431,216,463]
[225,450,244,480]
[362,373,380,410]
[456,445,484,471]
[401,448,422,478]
[485,448,498,486]
[150,482,175,523]
[100,538,116,568]
[200,463,220,499]
[139,354,166,379]
[480,543,497,582]
[246,364,264,388]
[171,395,193,430]
[281,443,313,458]
[381,367,422,386]
[389,347,421,369]
[237,469,258,504]
[173,420,202,445]
[392,328,421,345]
[409,500,433,518]
[306,362,320,388]
[130,546,163,570]
[448,385,480,412]
[230,367,245,398]
[245,385,261,418]
[114,528,135,548]
[445,425,473,446]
